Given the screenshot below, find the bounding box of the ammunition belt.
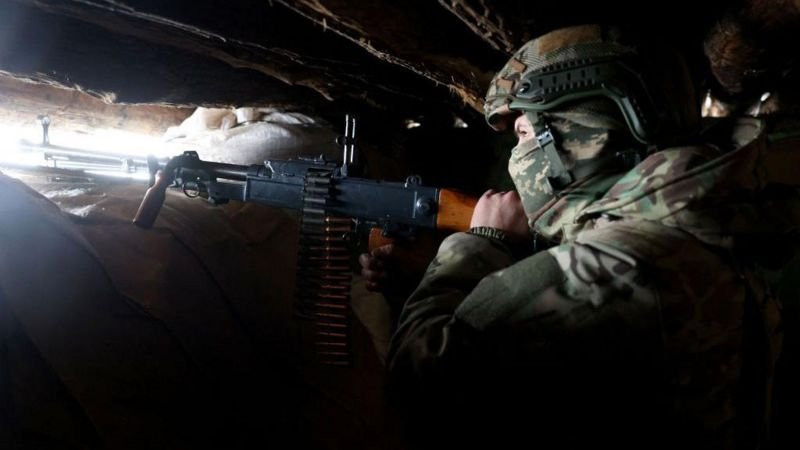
[295,168,353,366]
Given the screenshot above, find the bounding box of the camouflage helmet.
[485,24,699,146]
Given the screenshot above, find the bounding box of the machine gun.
[133,117,477,365]
[132,150,477,242]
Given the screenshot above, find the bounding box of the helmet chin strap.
[528,111,575,192]
[529,111,642,194]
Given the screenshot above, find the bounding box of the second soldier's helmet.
[485,24,699,147]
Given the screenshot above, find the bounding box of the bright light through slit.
[0,121,184,181]
[42,128,177,159]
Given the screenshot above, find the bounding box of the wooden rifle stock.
[368,188,477,252]
[436,189,479,232]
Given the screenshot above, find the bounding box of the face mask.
[507,137,555,228]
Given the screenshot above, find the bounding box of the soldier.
[362,24,788,449]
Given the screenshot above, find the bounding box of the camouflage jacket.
[388,118,791,449]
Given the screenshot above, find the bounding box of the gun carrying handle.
[133,170,172,228]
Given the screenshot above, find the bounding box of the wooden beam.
[275,0,502,113]
[436,0,519,54]
[13,0,434,112]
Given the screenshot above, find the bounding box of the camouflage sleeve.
[386,231,561,385]
[387,232,514,378]
[387,233,661,393]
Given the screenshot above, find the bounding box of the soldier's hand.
[470,189,529,242]
[359,245,391,292]
[358,235,436,296]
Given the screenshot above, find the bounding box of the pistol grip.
[368,227,395,253]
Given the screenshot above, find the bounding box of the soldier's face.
[513,113,536,145]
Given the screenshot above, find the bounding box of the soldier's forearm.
[387,232,513,381]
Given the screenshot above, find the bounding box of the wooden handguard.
[367,189,477,252]
[132,171,171,228]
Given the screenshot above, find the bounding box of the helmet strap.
[530,111,643,194]
[529,112,574,192]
